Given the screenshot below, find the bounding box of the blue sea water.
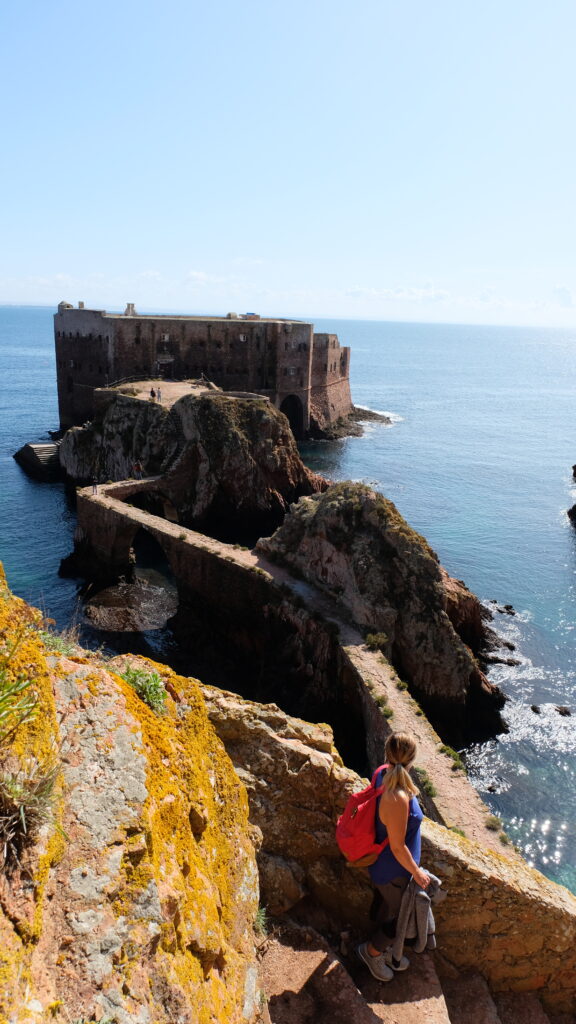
[2,306,576,890]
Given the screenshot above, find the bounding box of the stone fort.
[54,302,354,438]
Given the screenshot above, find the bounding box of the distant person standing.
[150,387,156,401]
[157,386,162,402]
[92,477,98,495]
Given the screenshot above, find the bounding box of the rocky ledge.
[258,482,506,741]
[59,391,327,542]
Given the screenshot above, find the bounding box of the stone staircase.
[260,924,568,1024]
[13,440,62,480]
[166,407,187,466]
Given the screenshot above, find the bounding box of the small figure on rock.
[150,387,156,401]
[157,386,162,402]
[92,476,98,495]
[556,705,571,717]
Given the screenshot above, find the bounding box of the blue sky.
[1,0,576,325]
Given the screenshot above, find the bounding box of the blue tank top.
[368,768,423,885]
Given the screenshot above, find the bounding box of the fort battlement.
[54,302,353,437]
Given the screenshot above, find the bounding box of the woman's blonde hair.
[382,732,419,796]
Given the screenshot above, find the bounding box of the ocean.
[2,306,576,891]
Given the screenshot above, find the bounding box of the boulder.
[257,482,505,738]
[200,685,373,930]
[59,391,326,541]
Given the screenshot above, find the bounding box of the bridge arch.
[280,394,304,440]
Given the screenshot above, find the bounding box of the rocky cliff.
[258,482,505,738]
[59,391,326,541]
[2,574,576,1018]
[0,571,264,1024]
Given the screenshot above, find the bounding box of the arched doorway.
[280,394,305,440]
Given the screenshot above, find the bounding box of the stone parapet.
[423,820,576,1013]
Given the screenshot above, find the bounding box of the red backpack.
[336,764,390,868]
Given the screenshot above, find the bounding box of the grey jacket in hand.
[390,872,446,963]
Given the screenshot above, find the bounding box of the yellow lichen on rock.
[0,571,262,1024]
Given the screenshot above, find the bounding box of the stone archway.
[280,394,305,440]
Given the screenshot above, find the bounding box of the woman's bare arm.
[379,791,430,888]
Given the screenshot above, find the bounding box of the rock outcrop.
[59,391,326,541]
[258,482,505,738]
[200,686,372,930]
[0,572,264,1024]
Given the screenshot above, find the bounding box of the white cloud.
[553,286,575,308]
[345,285,450,304]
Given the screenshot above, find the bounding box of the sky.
[1,0,576,325]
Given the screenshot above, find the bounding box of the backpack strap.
[371,763,389,795]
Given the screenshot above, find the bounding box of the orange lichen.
[111,656,259,1023]
[0,569,64,1020]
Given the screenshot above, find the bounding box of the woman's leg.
[368,876,409,953]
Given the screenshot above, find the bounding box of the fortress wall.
[54,307,353,435]
[310,333,353,427]
[54,308,114,427]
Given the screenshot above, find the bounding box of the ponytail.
[382,762,418,796]
[382,732,419,796]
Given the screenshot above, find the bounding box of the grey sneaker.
[383,947,410,971]
[356,942,394,982]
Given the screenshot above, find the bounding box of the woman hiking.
[357,732,430,982]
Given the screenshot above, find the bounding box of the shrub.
[254,905,268,937]
[365,632,388,651]
[439,744,466,772]
[396,679,408,691]
[413,766,437,797]
[38,628,78,657]
[485,815,502,831]
[119,666,167,714]
[449,826,466,838]
[0,633,37,743]
[0,755,60,871]
[499,832,510,845]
